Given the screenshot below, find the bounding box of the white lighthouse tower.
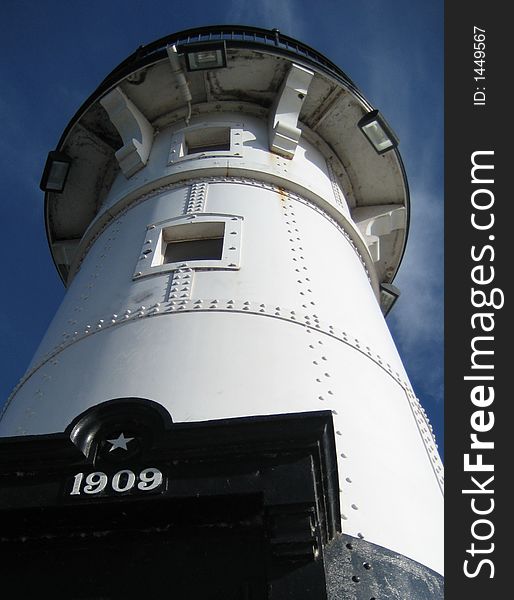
[0,26,443,597]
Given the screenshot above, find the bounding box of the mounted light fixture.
[358,109,399,154]
[380,283,401,316]
[40,151,72,193]
[181,40,227,72]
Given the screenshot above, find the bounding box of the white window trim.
[133,213,243,279]
[168,122,243,165]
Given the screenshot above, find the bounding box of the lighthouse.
[0,26,443,598]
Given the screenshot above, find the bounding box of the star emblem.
[107,432,134,452]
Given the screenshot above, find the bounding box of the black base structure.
[0,401,442,598]
[325,535,443,599]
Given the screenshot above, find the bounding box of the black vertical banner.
[445,2,507,597]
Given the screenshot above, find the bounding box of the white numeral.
[84,472,108,494]
[70,472,84,495]
[138,468,163,491]
[112,469,136,492]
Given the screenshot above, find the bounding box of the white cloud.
[392,185,443,341]
[225,0,305,37]
[388,177,444,405]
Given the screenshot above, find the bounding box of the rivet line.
[0,296,443,488]
[69,176,371,286]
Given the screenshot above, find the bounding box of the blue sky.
[0,0,444,456]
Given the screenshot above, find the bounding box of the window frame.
[168,122,243,165]
[133,213,243,279]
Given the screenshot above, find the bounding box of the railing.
[99,25,364,102]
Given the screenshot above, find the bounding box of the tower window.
[185,128,231,155]
[133,213,243,279]
[168,123,243,164]
[163,222,225,263]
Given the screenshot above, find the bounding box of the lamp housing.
[358,110,399,154]
[181,40,227,72]
[380,283,401,316]
[40,151,72,193]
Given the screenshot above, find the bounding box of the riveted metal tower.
[0,26,443,598]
